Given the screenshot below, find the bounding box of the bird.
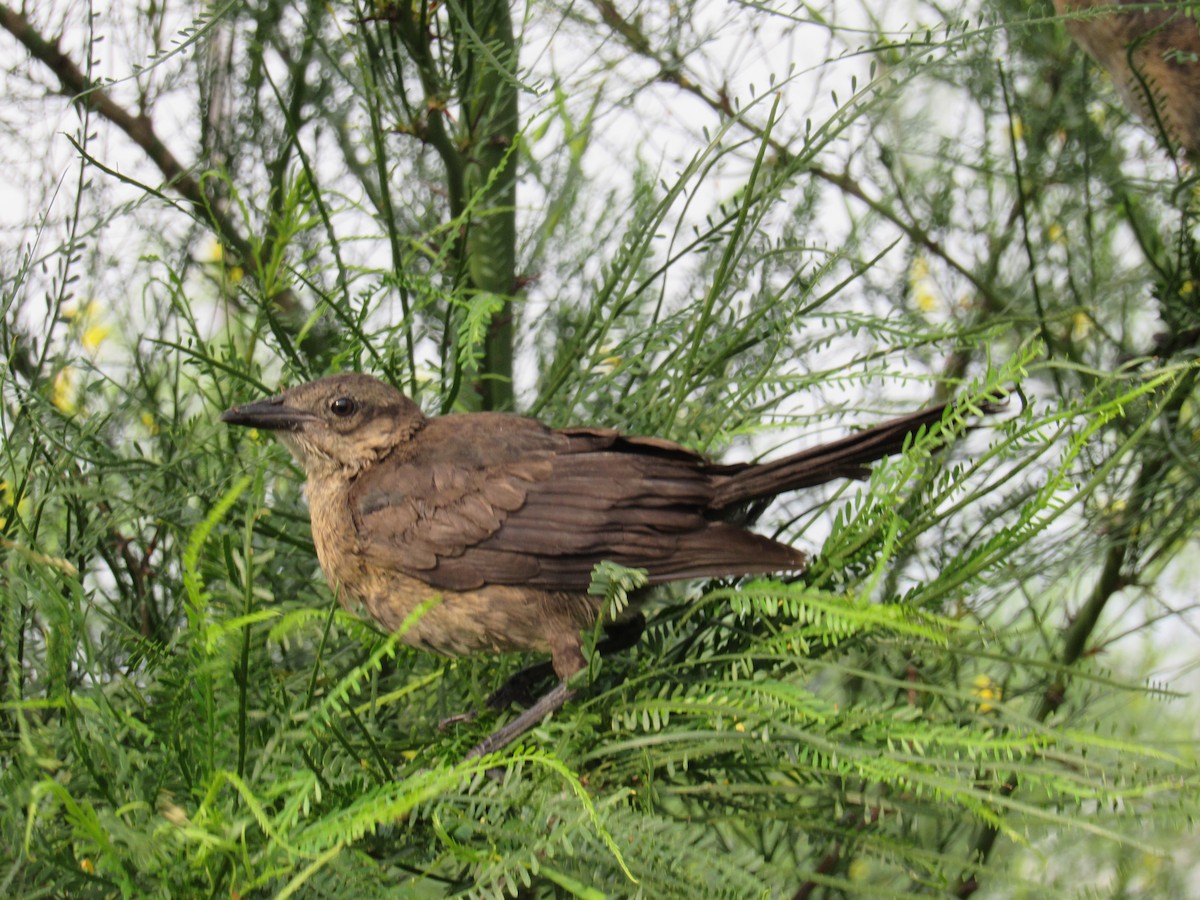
[221,373,970,758]
[1055,0,1200,161]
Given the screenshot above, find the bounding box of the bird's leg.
[458,615,646,760]
[465,681,577,760]
[440,614,645,729]
[481,659,556,711]
[436,661,555,730]
[492,613,646,709]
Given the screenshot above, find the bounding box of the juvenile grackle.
[222,373,967,757]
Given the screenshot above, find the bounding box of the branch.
[586,0,1002,310]
[0,3,298,314]
[954,371,1193,896]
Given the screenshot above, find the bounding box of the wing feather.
[348,413,805,592]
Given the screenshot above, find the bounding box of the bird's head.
[221,373,426,477]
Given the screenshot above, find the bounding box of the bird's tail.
[710,402,972,510]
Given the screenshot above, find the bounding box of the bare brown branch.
[0,3,297,314]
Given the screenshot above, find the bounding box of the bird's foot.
[437,658,558,731]
[465,680,577,761]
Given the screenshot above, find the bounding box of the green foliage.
[2,0,1200,896]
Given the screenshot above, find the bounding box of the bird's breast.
[301,473,604,661]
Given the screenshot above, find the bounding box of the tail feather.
[710,403,954,510]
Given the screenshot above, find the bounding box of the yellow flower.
[201,239,244,288]
[593,345,621,375]
[63,299,99,323]
[79,859,94,874]
[82,323,112,353]
[0,480,32,529]
[1010,116,1024,143]
[140,411,159,435]
[1071,311,1092,342]
[1181,280,1194,297]
[1047,222,1064,244]
[63,300,112,354]
[972,674,1002,713]
[52,368,78,415]
[909,255,942,314]
[203,238,225,263]
[848,859,871,881]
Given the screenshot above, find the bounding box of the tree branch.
[955,371,1191,896]
[0,3,298,315]
[586,0,1003,310]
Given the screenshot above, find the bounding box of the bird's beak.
[221,395,316,430]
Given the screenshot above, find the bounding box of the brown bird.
[1055,0,1200,161]
[222,373,965,757]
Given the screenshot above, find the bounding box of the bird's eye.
[329,397,357,417]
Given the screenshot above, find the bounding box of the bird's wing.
[348,414,805,592]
